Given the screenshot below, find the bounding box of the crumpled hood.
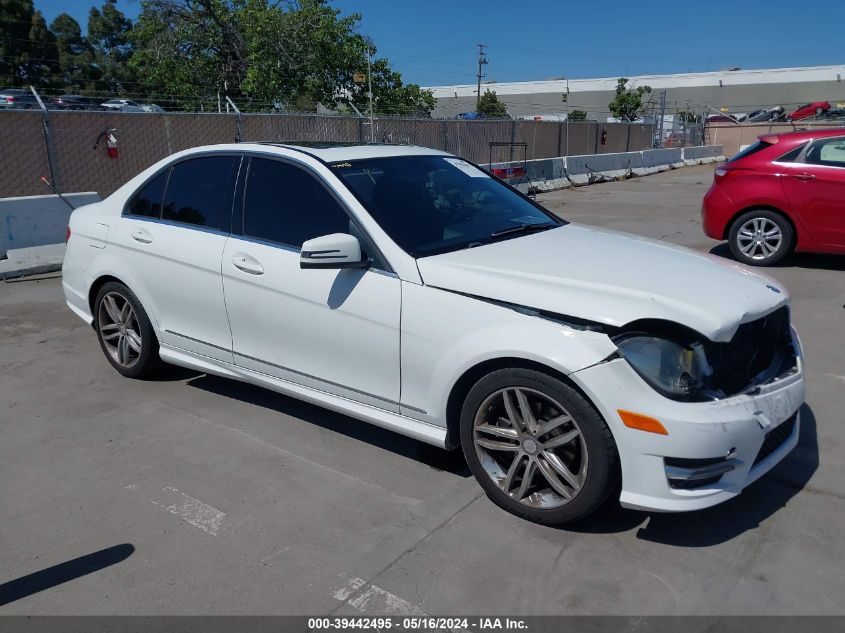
[416,224,789,342]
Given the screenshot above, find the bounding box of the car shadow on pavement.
[186,374,471,477]
[709,243,845,271]
[570,404,819,545]
[144,363,203,382]
[0,544,134,606]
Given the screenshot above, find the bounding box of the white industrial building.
[425,65,845,120]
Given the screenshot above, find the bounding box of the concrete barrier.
[682,145,725,166]
[1,192,100,257]
[492,145,723,191]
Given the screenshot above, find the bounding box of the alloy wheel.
[736,217,783,261]
[472,387,588,509]
[98,291,142,368]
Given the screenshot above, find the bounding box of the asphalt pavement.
[1,164,844,615]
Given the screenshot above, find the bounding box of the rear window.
[728,141,771,163]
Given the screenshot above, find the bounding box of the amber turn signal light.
[618,410,669,435]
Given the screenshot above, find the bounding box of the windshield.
[330,155,562,257]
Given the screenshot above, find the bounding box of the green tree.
[19,9,59,89]
[677,110,701,123]
[88,0,135,93]
[130,0,435,115]
[0,0,36,86]
[567,109,587,121]
[51,13,99,92]
[476,89,508,118]
[608,77,652,122]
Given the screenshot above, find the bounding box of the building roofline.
[425,64,845,97]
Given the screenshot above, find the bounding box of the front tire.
[460,368,618,525]
[728,209,793,266]
[94,282,162,378]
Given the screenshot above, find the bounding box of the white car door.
[110,154,241,363]
[221,156,402,412]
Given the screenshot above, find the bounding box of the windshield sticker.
[444,158,488,178]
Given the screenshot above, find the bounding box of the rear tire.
[460,368,618,525]
[94,282,162,378]
[728,209,793,266]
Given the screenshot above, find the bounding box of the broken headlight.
[615,334,708,399]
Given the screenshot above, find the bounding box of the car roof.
[764,127,845,143]
[184,142,452,163]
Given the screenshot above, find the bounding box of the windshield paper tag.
[444,158,488,178]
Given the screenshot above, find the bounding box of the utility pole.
[476,43,487,104]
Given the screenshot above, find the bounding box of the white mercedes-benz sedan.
[62,142,804,524]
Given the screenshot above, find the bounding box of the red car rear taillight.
[66,226,71,242]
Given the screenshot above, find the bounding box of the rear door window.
[161,156,240,231]
[806,137,845,168]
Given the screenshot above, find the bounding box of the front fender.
[399,282,617,425]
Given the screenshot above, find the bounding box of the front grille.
[753,413,797,467]
[701,306,797,398]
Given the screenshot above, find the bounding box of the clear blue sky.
[36,0,844,86]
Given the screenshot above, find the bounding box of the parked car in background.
[49,95,106,110]
[63,142,804,525]
[787,101,831,121]
[745,106,784,123]
[517,113,568,122]
[702,128,845,265]
[101,99,146,113]
[0,88,39,109]
[664,131,687,148]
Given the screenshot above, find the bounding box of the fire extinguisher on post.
[600,129,607,146]
[94,128,119,159]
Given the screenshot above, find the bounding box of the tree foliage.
[0,0,435,116]
[127,0,434,113]
[567,109,587,121]
[608,77,652,122]
[51,13,99,91]
[476,89,508,118]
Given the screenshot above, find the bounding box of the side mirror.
[300,233,370,270]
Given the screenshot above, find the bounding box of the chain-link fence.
[0,109,656,198]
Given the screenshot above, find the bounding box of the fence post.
[443,120,448,152]
[509,119,516,161]
[626,125,631,152]
[557,123,563,157]
[30,86,61,190]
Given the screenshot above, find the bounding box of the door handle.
[130,228,153,243]
[790,173,816,181]
[232,253,264,275]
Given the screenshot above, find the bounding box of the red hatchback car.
[702,128,845,266]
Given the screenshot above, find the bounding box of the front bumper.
[571,357,804,512]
